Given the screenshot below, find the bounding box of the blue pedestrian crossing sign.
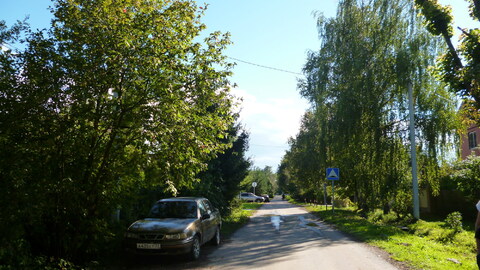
[326,168,340,180]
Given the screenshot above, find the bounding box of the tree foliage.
[280,111,324,200]
[450,155,480,200]
[415,0,480,108]
[284,0,459,213]
[179,124,251,215]
[0,0,236,264]
[241,166,276,196]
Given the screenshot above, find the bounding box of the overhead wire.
[227,56,303,76]
[2,44,304,77]
[227,56,302,149]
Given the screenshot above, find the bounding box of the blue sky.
[200,0,337,170]
[1,0,478,171]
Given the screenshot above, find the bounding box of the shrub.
[334,198,352,208]
[410,220,454,242]
[381,211,399,225]
[445,211,463,233]
[367,209,384,223]
[367,209,400,225]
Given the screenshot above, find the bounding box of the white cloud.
[232,87,309,169]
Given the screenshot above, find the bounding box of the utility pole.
[408,82,420,220]
[408,4,420,220]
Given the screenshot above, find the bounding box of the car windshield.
[148,201,197,219]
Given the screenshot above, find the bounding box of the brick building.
[460,124,480,159]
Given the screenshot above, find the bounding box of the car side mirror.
[201,213,211,220]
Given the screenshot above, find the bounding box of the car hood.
[128,218,197,233]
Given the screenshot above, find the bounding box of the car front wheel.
[189,235,201,260]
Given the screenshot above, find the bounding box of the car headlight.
[125,232,139,239]
[164,233,188,240]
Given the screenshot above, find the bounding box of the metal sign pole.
[332,180,335,214]
[323,183,327,211]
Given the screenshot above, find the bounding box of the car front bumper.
[125,237,195,256]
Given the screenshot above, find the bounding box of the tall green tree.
[0,0,235,263]
[180,124,251,215]
[281,111,325,201]
[290,0,459,212]
[277,155,294,194]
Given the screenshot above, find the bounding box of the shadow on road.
[119,249,213,269]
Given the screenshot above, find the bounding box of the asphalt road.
[125,196,403,270]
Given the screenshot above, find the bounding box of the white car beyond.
[239,192,264,202]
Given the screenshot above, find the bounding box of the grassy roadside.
[291,199,477,270]
[220,202,262,237]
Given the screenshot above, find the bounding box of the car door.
[198,200,214,243]
[204,199,221,228]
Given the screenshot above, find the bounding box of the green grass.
[301,204,477,270]
[220,202,262,237]
[241,202,263,211]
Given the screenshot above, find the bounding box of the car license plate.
[137,243,161,249]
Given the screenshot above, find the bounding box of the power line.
[228,56,303,76]
[0,45,304,77]
[0,45,303,77]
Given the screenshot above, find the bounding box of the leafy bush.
[334,198,352,208]
[390,189,413,217]
[409,218,468,244]
[0,240,80,270]
[445,211,463,233]
[367,209,384,223]
[367,209,403,225]
[382,212,400,224]
[451,155,480,200]
[0,239,32,269]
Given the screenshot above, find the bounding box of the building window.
[468,131,477,149]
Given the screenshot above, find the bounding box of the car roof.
[158,197,205,202]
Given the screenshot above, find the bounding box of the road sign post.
[326,168,340,214]
[332,180,335,213]
[323,183,327,211]
[252,181,257,195]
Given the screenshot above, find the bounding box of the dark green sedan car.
[124,197,221,260]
